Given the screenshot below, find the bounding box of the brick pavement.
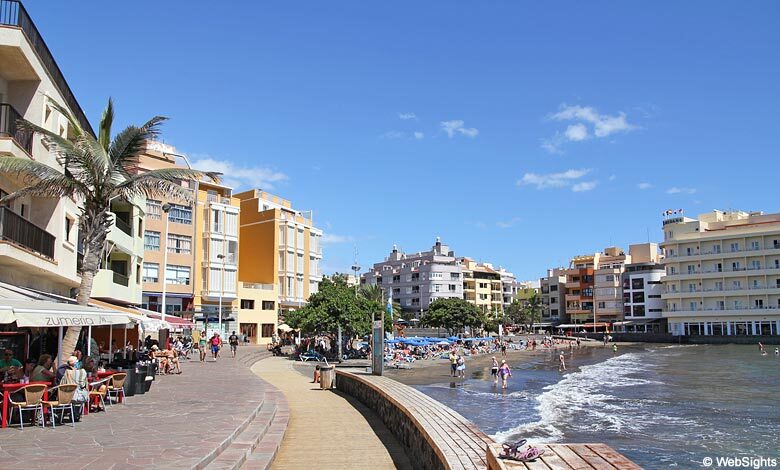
[250,357,412,470]
[0,346,286,470]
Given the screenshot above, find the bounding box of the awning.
[277,323,292,332]
[144,312,195,328]
[613,319,661,326]
[556,322,611,329]
[1,303,132,327]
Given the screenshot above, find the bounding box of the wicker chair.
[42,384,78,428]
[88,377,109,412]
[106,372,127,405]
[8,384,46,430]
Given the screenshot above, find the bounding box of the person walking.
[228,331,239,358]
[456,354,466,378]
[498,360,512,389]
[490,356,499,385]
[558,351,567,372]
[449,351,458,377]
[198,331,208,362]
[210,333,221,361]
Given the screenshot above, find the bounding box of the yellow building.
[235,190,323,332]
[459,258,504,315]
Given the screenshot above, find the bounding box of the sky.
[25,1,780,280]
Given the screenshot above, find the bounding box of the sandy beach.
[384,339,611,386]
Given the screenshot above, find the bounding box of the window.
[648,294,661,299]
[433,284,441,293]
[732,261,741,271]
[393,288,400,295]
[165,265,190,285]
[713,244,721,254]
[211,208,223,232]
[605,274,614,282]
[261,324,275,338]
[479,282,488,289]
[449,284,457,292]
[412,286,420,293]
[297,254,304,272]
[715,281,723,291]
[64,215,74,243]
[144,231,160,251]
[142,263,159,283]
[240,299,255,309]
[167,234,192,254]
[411,298,420,305]
[430,272,443,280]
[551,297,557,303]
[755,299,764,308]
[633,292,645,303]
[732,280,741,289]
[687,265,695,274]
[450,273,460,280]
[633,305,645,317]
[597,301,605,309]
[631,278,644,290]
[411,273,419,281]
[689,302,697,311]
[550,285,558,292]
[392,275,401,283]
[168,204,192,224]
[730,242,739,252]
[146,200,162,220]
[262,301,275,310]
[750,260,761,270]
[750,241,760,251]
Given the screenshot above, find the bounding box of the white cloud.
[572,180,598,192]
[517,168,592,190]
[190,156,287,190]
[321,234,355,244]
[637,182,653,190]
[541,135,564,154]
[441,120,479,138]
[608,174,617,181]
[550,104,635,138]
[564,123,588,141]
[496,217,521,229]
[666,187,697,195]
[414,132,424,140]
[398,112,417,120]
[379,130,405,140]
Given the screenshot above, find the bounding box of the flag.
[386,294,393,317]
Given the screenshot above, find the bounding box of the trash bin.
[134,364,148,395]
[143,364,154,393]
[319,365,335,390]
[123,366,137,398]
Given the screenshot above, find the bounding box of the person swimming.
[612,344,618,353]
[775,347,779,356]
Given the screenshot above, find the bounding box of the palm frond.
[115,178,196,204]
[109,116,168,168]
[0,157,67,185]
[0,175,83,203]
[16,119,76,157]
[44,99,86,140]
[98,98,114,152]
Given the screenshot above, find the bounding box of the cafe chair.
[8,384,46,430]
[106,373,127,405]
[42,384,78,428]
[88,378,109,412]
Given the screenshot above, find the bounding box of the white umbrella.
[278,323,293,332]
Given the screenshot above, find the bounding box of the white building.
[540,269,566,323]
[661,210,780,336]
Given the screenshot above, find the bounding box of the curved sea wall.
[334,369,499,470]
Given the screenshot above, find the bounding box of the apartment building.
[131,142,197,316]
[361,238,462,312]
[0,1,93,297]
[661,210,780,336]
[593,246,629,323]
[236,190,322,337]
[540,269,567,323]
[499,269,518,309]
[460,258,505,315]
[564,254,596,325]
[621,244,665,332]
[194,181,240,334]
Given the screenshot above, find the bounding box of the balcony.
[242,282,274,290]
[0,206,54,258]
[0,0,93,135]
[0,103,32,155]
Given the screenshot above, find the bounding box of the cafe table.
[2,381,51,428]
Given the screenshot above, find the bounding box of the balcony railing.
[112,271,129,287]
[0,1,93,135]
[113,216,132,236]
[0,103,33,154]
[0,206,54,258]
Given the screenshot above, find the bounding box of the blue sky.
[27,1,780,280]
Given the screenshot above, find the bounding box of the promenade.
[0,347,286,470]
[251,357,412,469]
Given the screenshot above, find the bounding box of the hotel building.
[236,190,322,335]
[563,254,596,325]
[361,238,462,312]
[661,210,780,336]
[593,246,629,323]
[0,1,94,297]
[619,243,665,332]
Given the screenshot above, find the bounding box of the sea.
[414,344,780,469]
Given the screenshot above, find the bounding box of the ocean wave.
[492,350,697,444]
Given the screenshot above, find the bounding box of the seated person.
[0,349,22,377]
[31,354,56,382]
[169,349,181,374]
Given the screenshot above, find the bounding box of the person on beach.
[775,347,779,356]
[501,342,507,357]
[210,333,221,361]
[449,351,458,377]
[558,351,566,372]
[498,360,511,389]
[612,344,618,353]
[456,354,466,378]
[758,342,766,355]
[491,356,499,384]
[576,337,581,348]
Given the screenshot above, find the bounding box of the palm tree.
[0,98,218,363]
[523,293,543,333]
[359,285,402,320]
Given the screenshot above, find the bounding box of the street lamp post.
[217,253,225,336]
[160,203,172,322]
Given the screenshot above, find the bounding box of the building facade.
[661,210,780,336]
[540,269,567,324]
[0,2,93,297]
[460,258,504,315]
[361,238,462,312]
[593,247,629,323]
[236,190,322,337]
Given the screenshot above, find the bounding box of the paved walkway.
[250,358,412,469]
[0,346,286,469]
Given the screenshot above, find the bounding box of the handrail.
[0,103,33,154]
[0,206,55,258]
[0,0,93,135]
[112,271,129,287]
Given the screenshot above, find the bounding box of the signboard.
[371,319,383,376]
